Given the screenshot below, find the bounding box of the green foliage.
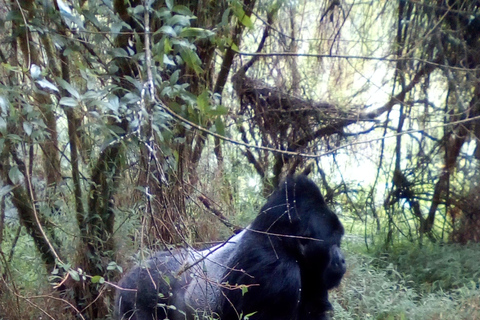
[242,311,257,319]
[91,275,105,284]
[2,226,49,289]
[107,261,123,273]
[332,245,480,320]
[231,0,254,28]
[2,0,480,318]
[371,243,480,292]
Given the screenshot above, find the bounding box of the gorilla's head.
[251,175,346,285]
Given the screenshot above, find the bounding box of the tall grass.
[332,243,480,320]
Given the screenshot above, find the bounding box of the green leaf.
[221,8,231,27]
[172,5,193,16]
[56,78,80,99]
[69,270,80,282]
[5,10,23,22]
[110,22,124,35]
[125,77,143,92]
[8,166,23,184]
[241,285,249,296]
[162,275,171,286]
[197,90,209,113]
[170,70,180,85]
[215,117,225,136]
[111,48,130,58]
[59,97,78,108]
[133,5,145,15]
[23,122,32,136]
[107,95,120,113]
[170,38,195,49]
[209,105,228,116]
[83,90,102,101]
[108,124,126,135]
[168,15,191,27]
[155,7,171,19]
[123,93,141,104]
[163,54,175,65]
[158,25,176,37]
[239,14,253,28]
[232,2,253,28]
[1,63,22,73]
[179,27,215,39]
[231,42,240,52]
[36,79,59,93]
[165,0,173,10]
[179,48,203,74]
[226,38,240,52]
[91,275,104,284]
[164,37,172,53]
[107,261,122,272]
[180,91,197,106]
[0,96,8,114]
[0,185,13,198]
[0,116,6,133]
[269,0,283,16]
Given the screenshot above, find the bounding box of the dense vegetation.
[0,0,479,318]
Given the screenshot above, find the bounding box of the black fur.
[114,175,346,320]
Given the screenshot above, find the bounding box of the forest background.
[0,0,480,319]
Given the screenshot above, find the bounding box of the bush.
[372,243,480,292]
[331,244,480,320]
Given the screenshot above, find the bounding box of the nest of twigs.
[232,69,344,150]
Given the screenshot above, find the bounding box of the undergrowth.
[331,242,480,320]
[2,234,479,319]
[372,243,480,292]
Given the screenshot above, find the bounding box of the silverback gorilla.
[114,175,346,320]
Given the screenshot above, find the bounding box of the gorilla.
[114,175,346,320]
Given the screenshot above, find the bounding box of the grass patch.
[372,243,480,292]
[331,243,480,320]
